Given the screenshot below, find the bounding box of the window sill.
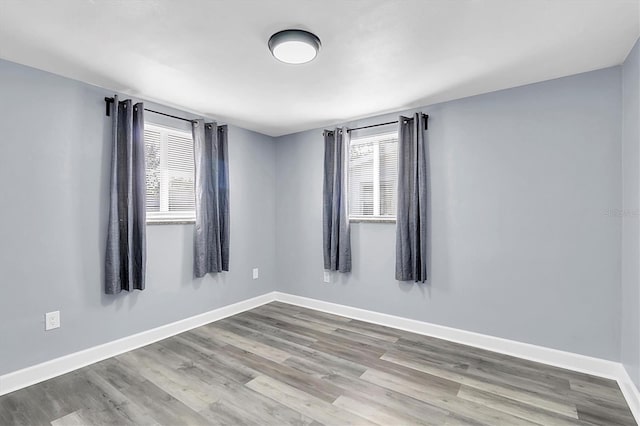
[147,219,195,225]
[349,217,396,224]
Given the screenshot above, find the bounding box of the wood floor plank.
[395,333,617,390]
[361,368,541,426]
[246,375,378,426]
[153,341,321,425]
[283,353,368,379]
[118,351,219,412]
[331,327,397,349]
[325,374,451,426]
[0,301,634,426]
[116,379,211,425]
[18,380,77,422]
[221,344,345,403]
[50,410,89,426]
[290,306,353,323]
[39,369,158,426]
[576,402,637,426]
[361,368,462,402]
[51,407,138,426]
[242,310,334,340]
[570,377,630,405]
[457,385,586,426]
[199,388,317,426]
[195,323,292,363]
[214,318,320,358]
[294,311,400,343]
[226,314,318,346]
[254,308,339,334]
[390,334,571,398]
[309,336,389,366]
[465,363,570,394]
[256,302,305,317]
[225,317,372,379]
[333,394,428,425]
[82,369,161,425]
[159,335,258,384]
[381,348,580,418]
[90,357,150,391]
[571,392,638,425]
[0,391,51,426]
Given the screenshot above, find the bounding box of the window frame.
[348,131,398,224]
[144,122,196,225]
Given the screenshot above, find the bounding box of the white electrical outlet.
[45,311,60,331]
[252,268,259,279]
[323,271,331,283]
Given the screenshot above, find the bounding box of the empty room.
[1,0,640,425]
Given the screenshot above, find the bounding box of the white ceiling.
[0,0,638,136]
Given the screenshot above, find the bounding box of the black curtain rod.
[324,113,428,135]
[104,97,224,126]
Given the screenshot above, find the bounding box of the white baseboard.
[618,365,640,423]
[1,290,638,424]
[273,292,620,378]
[273,292,640,422]
[0,291,276,396]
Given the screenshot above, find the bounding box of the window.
[144,123,195,223]
[348,131,398,221]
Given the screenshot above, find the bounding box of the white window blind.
[144,123,195,223]
[348,131,398,220]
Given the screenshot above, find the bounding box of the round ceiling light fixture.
[268,29,321,64]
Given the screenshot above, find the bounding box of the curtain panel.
[105,96,146,294]
[396,113,428,282]
[193,120,230,277]
[323,127,351,272]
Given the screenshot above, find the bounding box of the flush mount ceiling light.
[268,29,321,64]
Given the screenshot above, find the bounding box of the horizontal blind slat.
[144,129,162,212]
[348,132,398,219]
[379,139,398,216]
[144,124,196,220]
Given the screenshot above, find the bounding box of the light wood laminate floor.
[0,302,636,425]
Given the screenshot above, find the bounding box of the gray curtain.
[193,120,229,277]
[323,128,351,272]
[105,96,146,294]
[396,113,428,282]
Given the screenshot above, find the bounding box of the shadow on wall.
[181,225,199,289]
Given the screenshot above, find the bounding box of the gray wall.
[0,55,629,376]
[0,58,277,375]
[622,37,640,387]
[275,67,622,361]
